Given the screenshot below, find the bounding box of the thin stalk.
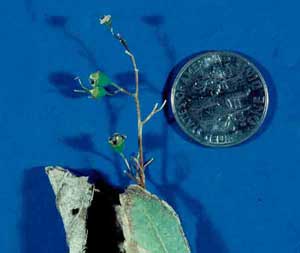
[104,19,166,188]
[125,50,145,188]
[108,27,146,187]
[111,82,133,96]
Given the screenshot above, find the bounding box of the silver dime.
[171,51,269,147]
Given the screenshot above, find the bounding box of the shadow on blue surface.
[61,133,113,163]
[141,15,165,26]
[141,15,176,66]
[114,71,160,94]
[142,15,229,253]
[48,71,86,98]
[45,15,68,27]
[45,14,131,186]
[146,150,229,253]
[20,167,68,253]
[61,132,130,187]
[114,71,146,91]
[24,0,36,21]
[45,15,99,69]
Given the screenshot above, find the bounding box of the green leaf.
[116,185,191,253]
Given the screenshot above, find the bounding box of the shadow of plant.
[45,14,131,186]
[141,15,165,26]
[142,14,229,253]
[113,70,159,94]
[45,15,98,68]
[24,0,37,21]
[141,15,176,66]
[144,132,163,151]
[61,133,113,164]
[48,71,86,98]
[146,152,229,253]
[45,15,68,27]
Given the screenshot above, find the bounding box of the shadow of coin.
[163,51,209,147]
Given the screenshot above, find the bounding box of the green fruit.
[89,71,111,87]
[90,86,106,99]
[108,133,127,153]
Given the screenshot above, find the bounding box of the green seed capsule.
[89,71,111,87]
[89,86,106,99]
[108,133,127,153]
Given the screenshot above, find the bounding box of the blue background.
[1,0,300,252]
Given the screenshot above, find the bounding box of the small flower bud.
[100,15,112,26]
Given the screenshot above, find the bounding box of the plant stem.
[125,50,145,188]
[107,22,167,188]
[109,28,146,188]
[111,82,133,96]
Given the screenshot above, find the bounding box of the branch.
[110,27,130,52]
[111,82,133,96]
[124,50,140,98]
[120,153,140,184]
[132,156,142,171]
[108,26,139,84]
[74,77,90,93]
[125,50,139,73]
[142,100,167,125]
[124,171,139,184]
[100,15,145,187]
[119,152,131,172]
[144,158,154,169]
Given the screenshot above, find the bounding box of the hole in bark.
[71,208,79,215]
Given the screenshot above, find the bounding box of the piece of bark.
[45,167,190,253]
[45,166,94,253]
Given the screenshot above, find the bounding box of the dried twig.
[100,15,166,188]
[111,82,133,96]
[74,77,89,93]
[144,158,154,169]
[142,100,167,125]
[120,152,131,172]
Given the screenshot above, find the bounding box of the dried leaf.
[45,166,94,253]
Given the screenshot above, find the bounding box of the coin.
[171,51,269,147]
